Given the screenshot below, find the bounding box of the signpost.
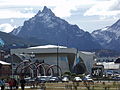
[91,65,104,78]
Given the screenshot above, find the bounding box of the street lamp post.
[11,54,16,78]
[57,45,59,76]
[11,54,13,77]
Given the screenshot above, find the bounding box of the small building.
[96,57,116,62]
[0,61,11,77]
[96,57,120,75]
[97,62,120,75]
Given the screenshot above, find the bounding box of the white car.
[62,77,69,82]
[83,76,93,82]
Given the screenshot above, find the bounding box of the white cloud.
[0,0,95,7]
[0,10,35,19]
[84,0,120,19]
[0,0,119,19]
[52,0,96,17]
[0,23,16,33]
[0,0,97,18]
[24,8,33,11]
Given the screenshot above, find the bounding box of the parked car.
[73,77,82,82]
[24,77,36,84]
[62,77,69,82]
[37,76,51,83]
[112,76,120,80]
[49,77,61,82]
[83,76,94,82]
[24,77,32,83]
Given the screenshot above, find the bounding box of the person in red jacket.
[8,78,14,90]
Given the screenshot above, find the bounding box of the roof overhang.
[11,45,77,54]
[0,61,11,65]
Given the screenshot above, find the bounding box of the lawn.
[16,81,120,90]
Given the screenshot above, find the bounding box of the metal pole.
[57,45,59,76]
[11,54,13,77]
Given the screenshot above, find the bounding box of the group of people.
[0,78,26,90]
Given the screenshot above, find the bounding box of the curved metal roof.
[27,45,67,49]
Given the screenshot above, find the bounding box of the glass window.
[59,56,68,63]
[76,57,81,64]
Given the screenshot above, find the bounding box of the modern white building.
[96,57,117,62]
[11,45,95,74]
[97,62,120,74]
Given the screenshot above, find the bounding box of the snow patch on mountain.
[12,26,22,35]
[101,26,109,31]
[92,19,120,51]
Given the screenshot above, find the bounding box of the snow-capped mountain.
[92,19,120,51]
[11,6,101,51]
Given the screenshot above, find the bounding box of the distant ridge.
[0,31,34,50]
[92,19,120,51]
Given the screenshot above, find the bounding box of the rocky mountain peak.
[115,19,120,25]
[36,6,55,17]
[36,10,42,15]
[110,19,120,30]
[10,6,102,51]
[42,6,51,13]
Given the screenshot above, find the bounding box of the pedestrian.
[0,79,5,90]
[20,78,26,90]
[8,78,14,90]
[13,78,18,89]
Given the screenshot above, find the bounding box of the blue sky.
[0,0,120,33]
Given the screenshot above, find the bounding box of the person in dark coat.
[20,78,26,90]
[0,79,5,90]
[13,79,18,89]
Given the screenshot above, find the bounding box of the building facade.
[96,57,120,75]
[0,61,11,77]
[11,45,95,74]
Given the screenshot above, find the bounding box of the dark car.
[112,76,120,80]
[49,77,61,83]
[24,77,36,85]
